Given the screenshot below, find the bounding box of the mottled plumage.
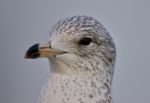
[25,15,116,103]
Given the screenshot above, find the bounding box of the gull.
[25,15,116,103]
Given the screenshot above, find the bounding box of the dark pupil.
[79,38,92,45]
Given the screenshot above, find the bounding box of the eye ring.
[79,37,92,45]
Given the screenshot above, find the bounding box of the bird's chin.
[50,53,71,64]
[48,53,79,74]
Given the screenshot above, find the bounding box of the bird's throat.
[39,72,113,103]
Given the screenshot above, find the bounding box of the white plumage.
[25,15,116,103]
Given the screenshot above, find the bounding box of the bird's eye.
[79,37,92,45]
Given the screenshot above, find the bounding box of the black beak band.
[25,43,40,59]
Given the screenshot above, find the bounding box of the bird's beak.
[25,42,66,59]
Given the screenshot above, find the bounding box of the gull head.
[25,16,116,74]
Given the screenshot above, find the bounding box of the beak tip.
[24,55,27,59]
[24,54,30,59]
[24,43,40,59]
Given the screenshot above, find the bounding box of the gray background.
[0,0,150,103]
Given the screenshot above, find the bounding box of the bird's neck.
[46,70,113,103]
[47,55,113,103]
[48,55,113,86]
